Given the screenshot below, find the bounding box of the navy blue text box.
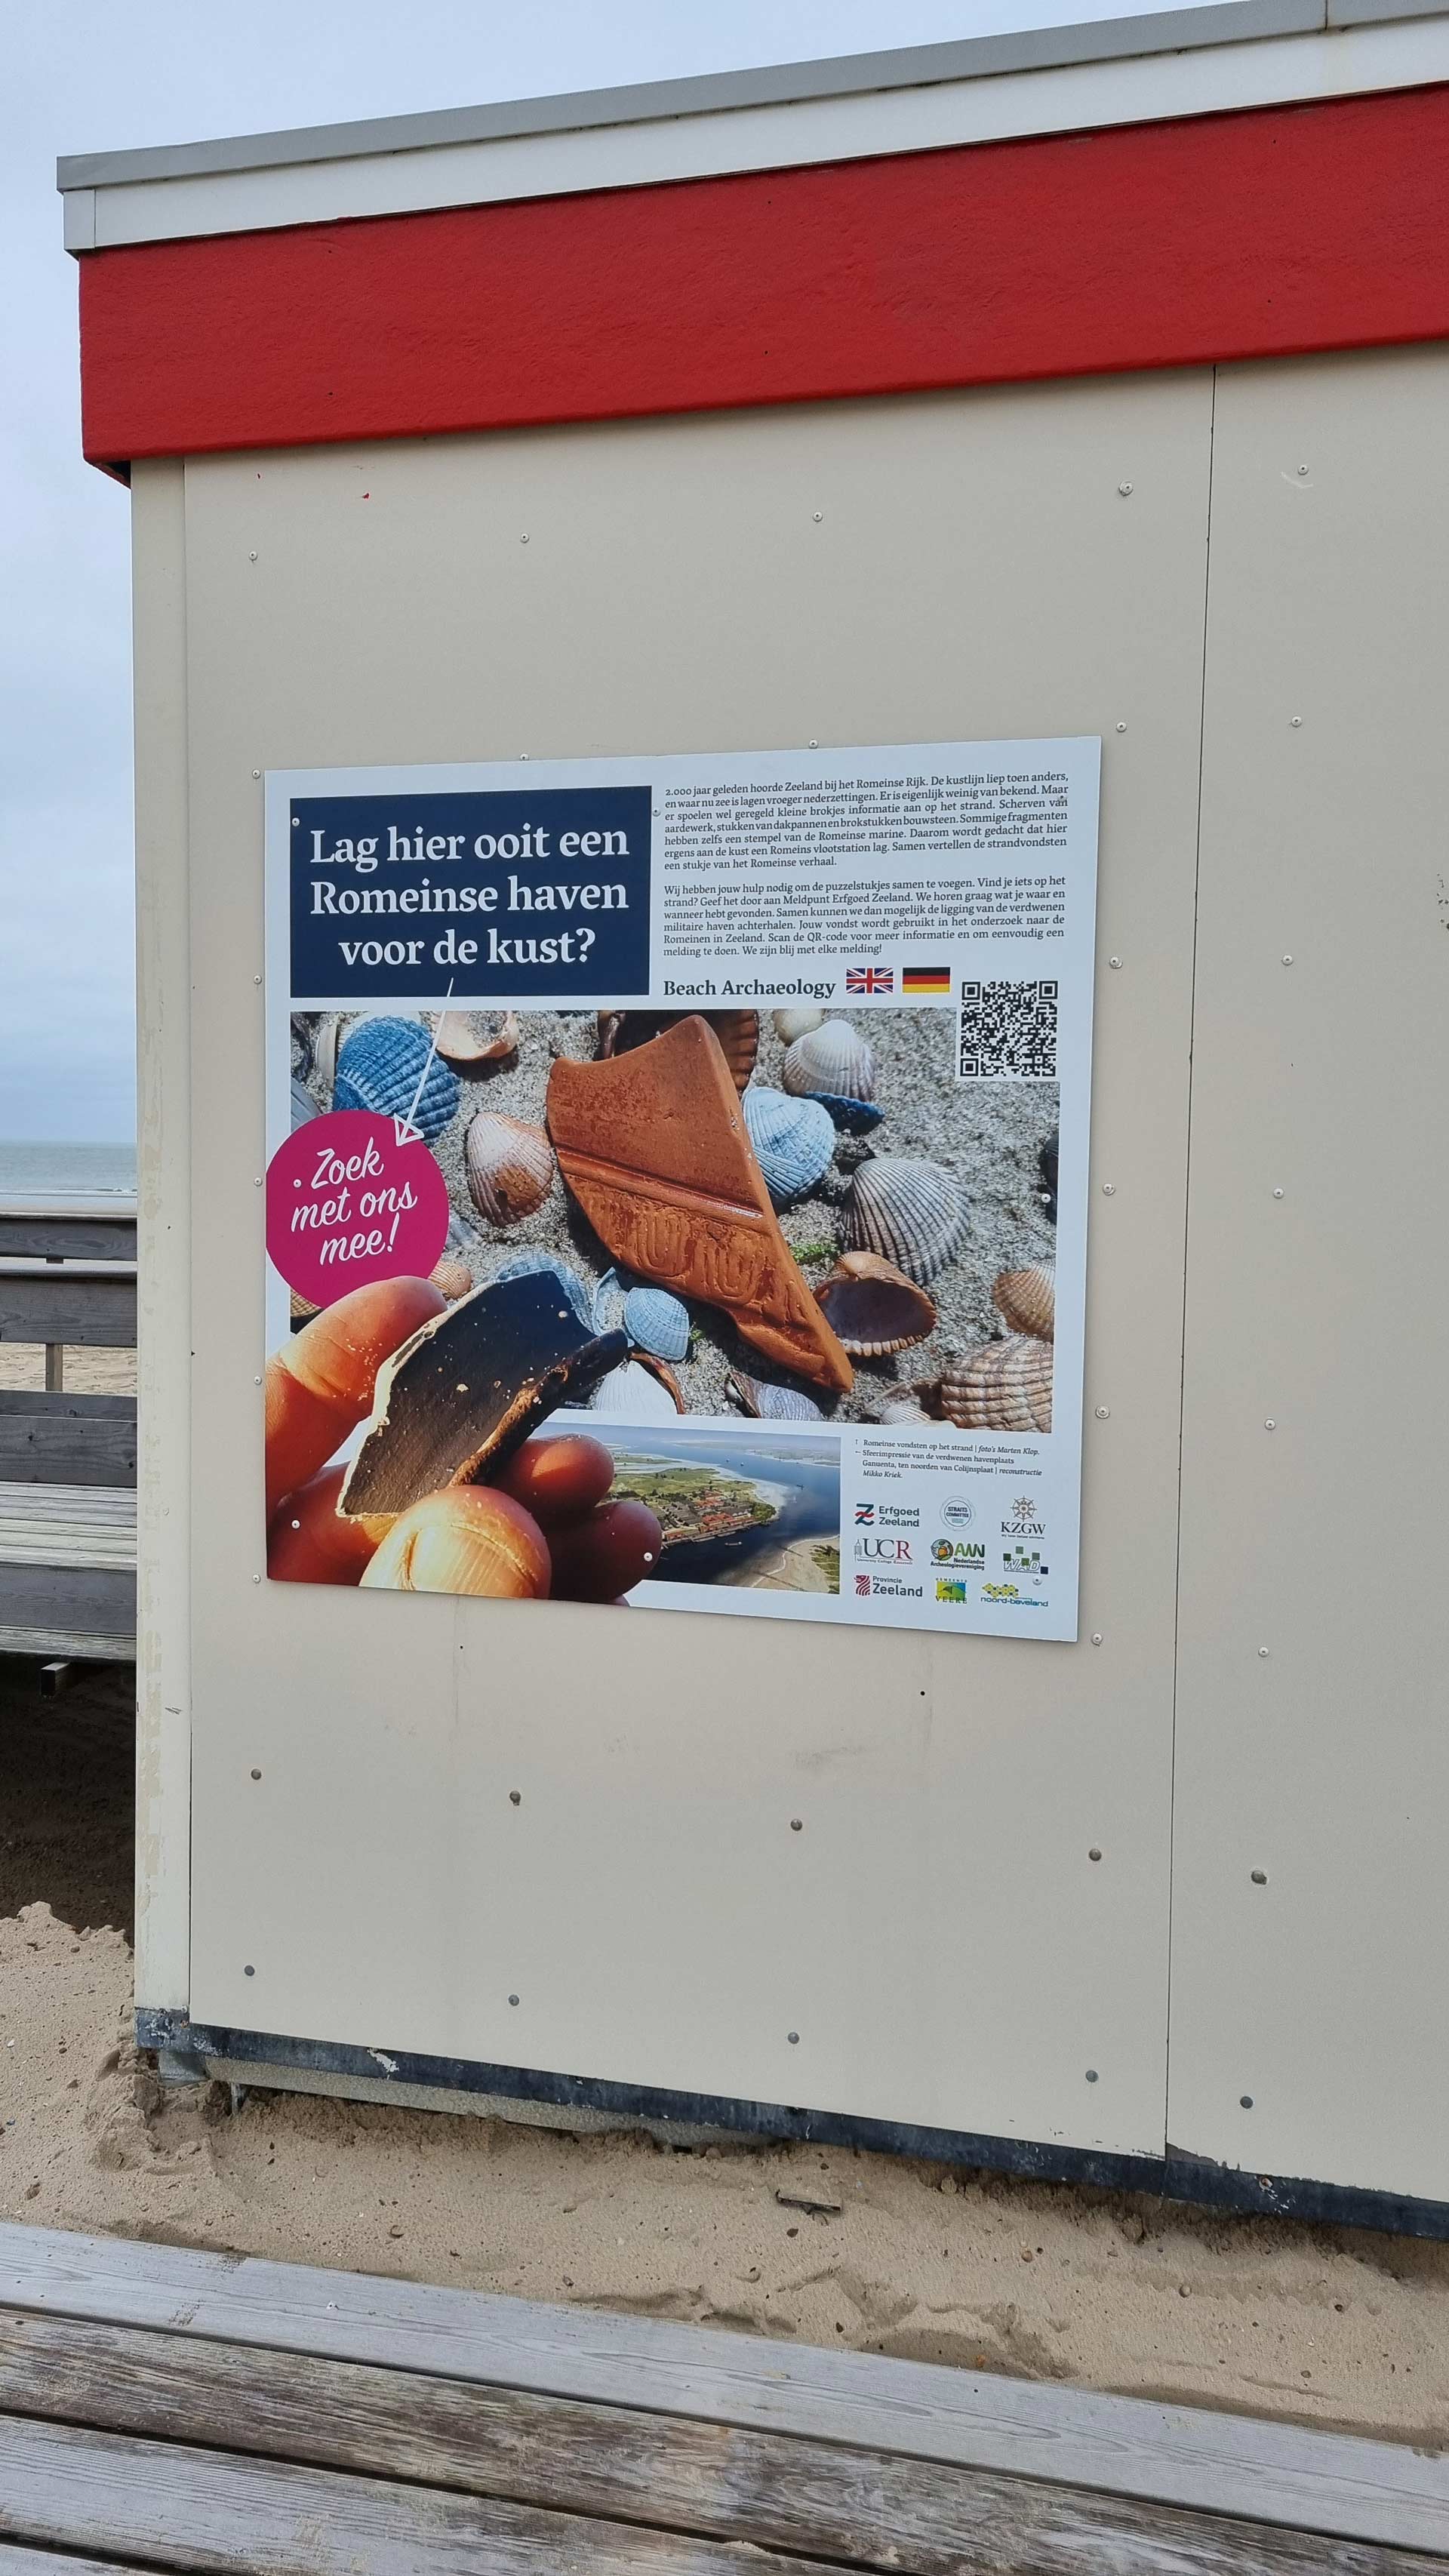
[291,788,651,1000]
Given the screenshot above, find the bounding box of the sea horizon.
[0,1138,137,1197]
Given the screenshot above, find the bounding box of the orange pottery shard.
[547,1017,854,1394]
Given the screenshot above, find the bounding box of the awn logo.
[931,1539,985,1565]
[854,1537,912,1563]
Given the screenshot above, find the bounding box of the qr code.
[958,978,1058,1079]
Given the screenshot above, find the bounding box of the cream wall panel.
[1171,347,1449,2197]
[179,380,1211,2149]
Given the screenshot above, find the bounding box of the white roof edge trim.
[56,0,1326,192]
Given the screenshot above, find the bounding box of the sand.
[5,1658,1449,2446]
[297,1008,1055,1423]
[0,1346,136,1395]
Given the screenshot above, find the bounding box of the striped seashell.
[783,1019,875,1109]
[808,1094,884,1134]
[334,1016,460,1142]
[740,1087,835,1206]
[463,1111,555,1227]
[598,1008,758,1094]
[290,1076,321,1131]
[814,1252,936,1358]
[729,1371,823,1421]
[435,1008,519,1069]
[429,1257,475,1301]
[623,1284,690,1362]
[993,1261,1055,1341]
[937,1335,1053,1433]
[773,1008,826,1045]
[312,1014,340,1102]
[868,1390,934,1426]
[845,1156,968,1285]
[591,1359,683,1423]
[491,1250,592,1328]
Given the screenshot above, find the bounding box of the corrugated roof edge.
[57,0,1334,194]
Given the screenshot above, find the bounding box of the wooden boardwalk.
[2,2223,1447,2573]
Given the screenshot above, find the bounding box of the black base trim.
[137,2009,1449,2243]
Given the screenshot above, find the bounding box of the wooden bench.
[0,1199,137,1663]
[1,2218,1447,2571]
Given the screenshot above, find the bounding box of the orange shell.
[938,1335,1053,1433]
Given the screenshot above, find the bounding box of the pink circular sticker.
[266,1109,451,1310]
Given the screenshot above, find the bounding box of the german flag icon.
[902,965,951,996]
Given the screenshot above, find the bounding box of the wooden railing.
[0,1196,138,1662]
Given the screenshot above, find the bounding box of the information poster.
[263,740,1097,1637]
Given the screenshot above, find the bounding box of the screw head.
[1265,1418,1277,1431]
[251,1574,261,1585]
[520,533,529,543]
[1091,1632,1103,1646]
[1241,2093,1255,2107]
[1102,1181,1115,1196]
[253,1374,262,1386]
[1108,955,1122,969]
[1088,1846,1103,1862]
[1258,1646,1270,1659]
[1281,954,1294,965]
[1251,1868,1268,1885]
[250,1768,261,1780]
[1094,1405,1110,1420]
[248,551,257,562]
[1290,716,1303,728]
[509,1790,521,1806]
[518,752,528,761]
[1115,722,1127,734]
[808,739,819,748]
[1085,2067,1099,2082]
[244,1964,255,1977]
[790,1817,803,1831]
[1272,1186,1284,1199]
[1118,482,1133,496]
[812,511,823,523]
[1297,464,1309,475]
[787,2031,800,2045]
[508,1993,519,2006]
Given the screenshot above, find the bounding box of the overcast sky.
[4,0,1201,1143]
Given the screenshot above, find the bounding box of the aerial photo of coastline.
[607,1430,840,1593]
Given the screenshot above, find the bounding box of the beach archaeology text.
[289,785,652,999]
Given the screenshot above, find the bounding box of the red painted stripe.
[79,85,1449,468]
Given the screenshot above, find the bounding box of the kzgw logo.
[1001,1491,1046,1538]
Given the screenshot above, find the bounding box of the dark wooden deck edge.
[137,2010,1449,2243]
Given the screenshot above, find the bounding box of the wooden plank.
[0,1276,136,1349]
[0,1217,137,1260]
[0,1568,135,1641]
[0,2308,1441,2576]
[2,2227,1445,2556]
[0,2414,841,2576]
[0,1625,135,1663]
[0,2550,163,2576]
[0,1396,137,1490]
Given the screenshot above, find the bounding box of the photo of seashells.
[290,1005,1059,1432]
